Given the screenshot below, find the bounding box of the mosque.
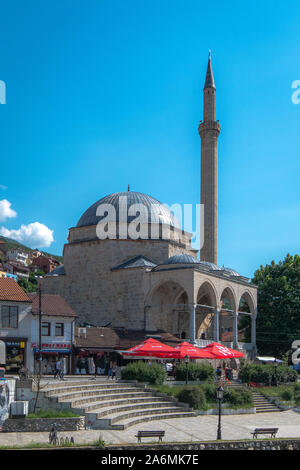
[42,54,257,357]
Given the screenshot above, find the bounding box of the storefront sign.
[32,343,72,353]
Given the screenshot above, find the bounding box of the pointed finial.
[204,50,215,89]
[128,184,130,192]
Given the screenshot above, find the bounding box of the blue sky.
[0,0,299,278]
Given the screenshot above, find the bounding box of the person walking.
[111,361,118,380]
[54,358,61,379]
[107,359,113,380]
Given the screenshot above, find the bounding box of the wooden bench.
[135,430,165,443]
[252,427,279,439]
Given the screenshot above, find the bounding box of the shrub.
[223,387,253,407]
[177,386,207,409]
[121,361,166,385]
[280,388,294,401]
[200,383,218,403]
[174,362,215,382]
[238,363,297,385]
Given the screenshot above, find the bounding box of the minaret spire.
[198,51,220,264]
[204,49,215,89]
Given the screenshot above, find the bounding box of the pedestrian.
[54,358,61,379]
[111,361,118,380]
[107,359,113,380]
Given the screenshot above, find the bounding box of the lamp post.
[216,385,224,440]
[274,360,278,387]
[185,355,189,385]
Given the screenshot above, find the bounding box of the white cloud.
[0,184,7,190]
[0,199,17,221]
[0,222,54,248]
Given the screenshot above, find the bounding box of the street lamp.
[274,360,278,387]
[216,385,224,440]
[185,355,189,385]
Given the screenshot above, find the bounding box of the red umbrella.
[200,342,244,359]
[121,337,177,358]
[172,341,215,359]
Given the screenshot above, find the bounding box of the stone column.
[214,308,220,342]
[189,304,196,345]
[233,311,239,349]
[251,310,257,346]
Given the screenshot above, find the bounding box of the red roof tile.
[0,278,31,302]
[28,293,77,318]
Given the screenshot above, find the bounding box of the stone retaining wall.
[3,416,85,432]
[106,439,300,451]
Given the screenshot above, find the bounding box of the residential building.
[31,255,60,274]
[28,293,77,374]
[6,249,29,266]
[0,278,32,372]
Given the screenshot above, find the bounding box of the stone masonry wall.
[3,416,85,432]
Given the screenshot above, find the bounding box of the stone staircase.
[42,380,197,430]
[225,380,281,413]
[251,390,282,413]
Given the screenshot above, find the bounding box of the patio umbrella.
[120,337,177,358]
[200,342,244,359]
[172,341,215,359]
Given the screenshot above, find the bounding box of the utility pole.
[38,284,42,375]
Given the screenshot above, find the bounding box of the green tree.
[18,270,45,293]
[246,254,300,357]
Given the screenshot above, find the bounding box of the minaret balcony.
[198,120,221,137]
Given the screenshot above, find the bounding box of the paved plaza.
[1,410,300,447]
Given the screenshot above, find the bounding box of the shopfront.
[2,338,27,373]
[73,348,120,375]
[32,342,72,375]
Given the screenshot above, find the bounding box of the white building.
[0,278,77,374]
[6,249,29,266]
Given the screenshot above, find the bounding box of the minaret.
[198,51,220,264]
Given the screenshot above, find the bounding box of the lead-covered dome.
[76,191,177,228]
[163,254,199,265]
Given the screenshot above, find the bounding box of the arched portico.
[145,280,190,337]
[196,281,218,341]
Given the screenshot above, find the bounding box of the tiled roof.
[28,293,77,318]
[74,327,182,351]
[0,278,31,302]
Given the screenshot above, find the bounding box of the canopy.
[121,337,177,358]
[200,342,244,359]
[172,341,215,359]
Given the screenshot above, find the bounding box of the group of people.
[216,361,234,381]
[76,354,119,379]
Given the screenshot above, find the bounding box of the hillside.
[0,235,63,263]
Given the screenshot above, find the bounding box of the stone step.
[68,391,158,408]
[45,383,136,396]
[53,387,140,401]
[95,401,185,418]
[108,406,192,425]
[114,411,197,430]
[72,396,171,413]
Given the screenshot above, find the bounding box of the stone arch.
[145,280,189,337]
[238,290,256,314]
[219,286,238,343]
[196,280,218,340]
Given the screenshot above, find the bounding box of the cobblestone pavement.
[1,410,300,446]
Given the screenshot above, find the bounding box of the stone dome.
[163,254,199,265]
[76,191,177,228]
[198,261,222,271]
[222,267,241,277]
